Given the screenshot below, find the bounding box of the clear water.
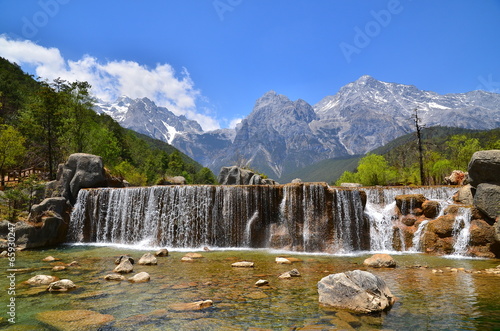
[2,245,499,330]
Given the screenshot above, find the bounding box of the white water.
[452,207,472,256]
[70,185,471,256]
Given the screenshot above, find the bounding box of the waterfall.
[332,189,367,253]
[69,184,468,255]
[365,201,396,252]
[411,220,429,252]
[452,207,472,256]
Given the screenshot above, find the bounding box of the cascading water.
[70,184,468,255]
[451,207,472,256]
[411,220,429,252]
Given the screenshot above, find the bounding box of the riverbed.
[2,245,499,330]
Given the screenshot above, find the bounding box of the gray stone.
[58,153,107,204]
[317,270,396,313]
[128,272,150,283]
[2,216,67,249]
[115,255,134,265]
[30,197,70,220]
[104,274,125,281]
[468,150,500,187]
[138,253,157,265]
[279,268,301,279]
[114,259,134,273]
[218,166,278,185]
[47,279,76,292]
[155,248,169,257]
[255,279,269,286]
[454,184,474,205]
[25,275,59,286]
[474,183,500,220]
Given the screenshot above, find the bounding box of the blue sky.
[1,0,499,130]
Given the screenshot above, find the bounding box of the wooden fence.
[2,167,48,186]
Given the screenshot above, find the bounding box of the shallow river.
[2,245,499,330]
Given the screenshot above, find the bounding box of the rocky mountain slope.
[93,76,500,180]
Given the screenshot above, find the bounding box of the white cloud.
[228,117,243,129]
[0,35,220,131]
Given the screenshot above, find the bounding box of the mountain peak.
[353,75,379,86]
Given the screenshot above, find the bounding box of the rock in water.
[275,257,292,264]
[128,272,150,283]
[37,310,114,330]
[47,279,76,292]
[278,268,301,279]
[184,252,203,259]
[25,275,59,286]
[155,248,169,257]
[231,261,254,268]
[317,270,395,313]
[363,254,397,268]
[114,259,134,273]
[138,253,158,265]
[169,300,213,311]
[104,274,125,281]
[115,255,134,265]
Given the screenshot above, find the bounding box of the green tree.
[59,81,95,154]
[335,154,397,186]
[193,167,218,184]
[113,161,147,186]
[0,125,26,187]
[356,154,396,186]
[430,159,453,184]
[335,171,359,186]
[19,82,64,179]
[167,151,184,175]
[446,135,482,170]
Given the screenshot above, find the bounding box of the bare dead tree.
[412,107,426,185]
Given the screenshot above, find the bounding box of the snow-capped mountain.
[313,75,500,154]
[94,96,202,144]
[92,76,500,180]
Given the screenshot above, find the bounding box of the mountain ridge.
[93,75,500,181]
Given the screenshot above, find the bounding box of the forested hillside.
[0,57,217,187]
[335,126,500,186]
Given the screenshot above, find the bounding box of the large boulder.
[57,153,107,205]
[422,200,441,218]
[468,150,500,187]
[30,197,70,221]
[473,183,500,220]
[317,270,396,313]
[0,216,68,249]
[218,166,278,185]
[453,184,474,205]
